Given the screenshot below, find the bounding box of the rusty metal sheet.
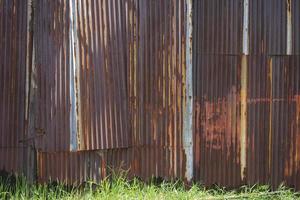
[292,0,300,54]
[193,54,300,189]
[129,0,186,147]
[0,0,28,148]
[193,54,243,187]
[33,0,72,151]
[37,146,186,185]
[38,150,109,184]
[193,0,244,55]
[268,56,300,189]
[74,0,130,150]
[246,55,271,185]
[2,0,300,191]
[248,0,287,55]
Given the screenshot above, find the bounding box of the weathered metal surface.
[193,0,300,189]
[268,56,300,189]
[193,0,244,55]
[126,0,188,180]
[193,54,243,187]
[249,0,288,55]
[0,148,24,174]
[1,0,300,191]
[246,55,271,185]
[38,146,186,185]
[292,0,300,54]
[32,0,72,151]
[74,0,130,150]
[183,0,193,182]
[0,0,28,148]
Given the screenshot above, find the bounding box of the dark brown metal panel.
[246,56,271,185]
[38,149,133,184]
[0,0,28,148]
[130,0,186,149]
[75,0,130,150]
[193,0,244,55]
[193,54,243,187]
[129,0,187,180]
[269,56,300,189]
[0,148,24,174]
[38,150,105,184]
[248,0,287,55]
[34,0,72,152]
[37,146,186,185]
[292,0,300,55]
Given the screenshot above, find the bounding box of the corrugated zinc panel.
[128,0,188,179]
[37,146,186,185]
[0,148,24,175]
[129,0,186,148]
[33,0,72,151]
[193,54,243,187]
[269,56,300,189]
[0,0,28,148]
[292,0,300,54]
[74,0,130,150]
[246,55,270,185]
[248,0,287,55]
[193,0,244,55]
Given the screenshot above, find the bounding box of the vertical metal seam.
[286,0,292,55]
[240,0,249,180]
[268,58,273,180]
[25,0,37,183]
[242,0,249,55]
[69,0,79,151]
[183,0,193,182]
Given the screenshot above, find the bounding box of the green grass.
[0,173,299,200]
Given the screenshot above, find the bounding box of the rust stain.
[240,55,247,180]
[284,95,300,178]
[203,87,237,155]
[294,95,300,175]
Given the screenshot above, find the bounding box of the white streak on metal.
[287,0,292,55]
[183,0,193,182]
[242,0,249,55]
[69,0,79,151]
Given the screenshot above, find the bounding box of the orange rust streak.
[295,95,300,174]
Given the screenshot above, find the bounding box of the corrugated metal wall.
[1,0,300,190]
